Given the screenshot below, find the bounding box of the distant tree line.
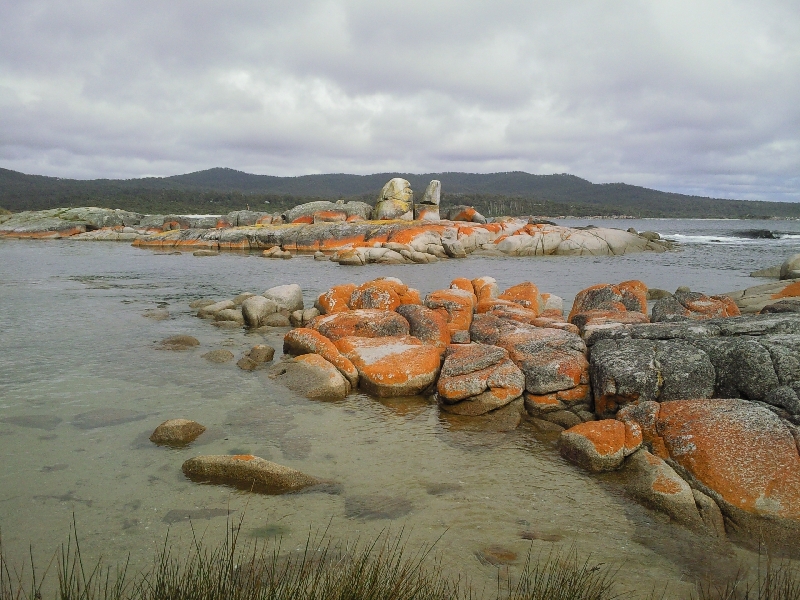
[2,167,799,219]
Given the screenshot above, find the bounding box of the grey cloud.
[0,0,798,199]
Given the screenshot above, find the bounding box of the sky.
[1,0,799,201]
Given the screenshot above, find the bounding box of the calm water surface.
[1,219,799,598]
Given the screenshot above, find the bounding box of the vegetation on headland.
[2,167,799,219]
[2,519,799,600]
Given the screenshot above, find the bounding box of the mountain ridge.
[1,166,798,219]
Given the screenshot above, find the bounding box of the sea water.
[1,218,799,598]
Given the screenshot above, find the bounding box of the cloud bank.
[1,0,798,200]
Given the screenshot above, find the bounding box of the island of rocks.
[168,273,800,554]
[0,178,671,262]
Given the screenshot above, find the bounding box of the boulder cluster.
[0,180,671,261]
[253,275,799,549]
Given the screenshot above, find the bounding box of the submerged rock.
[156,335,200,350]
[182,454,322,493]
[150,419,206,446]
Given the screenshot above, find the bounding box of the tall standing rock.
[415,180,441,221]
[374,178,414,220]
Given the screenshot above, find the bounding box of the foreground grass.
[1,518,798,600]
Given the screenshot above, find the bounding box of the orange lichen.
[564,420,625,456]
[618,280,648,313]
[771,281,800,299]
[316,284,357,314]
[651,474,683,495]
[232,455,256,461]
[498,282,541,312]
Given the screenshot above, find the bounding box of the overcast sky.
[1,0,798,200]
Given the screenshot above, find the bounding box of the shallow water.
[1,219,799,598]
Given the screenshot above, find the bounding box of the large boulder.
[316,283,358,314]
[309,309,410,341]
[182,454,322,493]
[415,180,441,221]
[283,328,359,387]
[348,279,421,311]
[651,290,740,322]
[241,295,279,327]
[263,284,304,312]
[425,289,476,334]
[622,398,800,547]
[589,339,716,416]
[498,282,542,313]
[437,344,524,415]
[395,304,451,350]
[780,253,800,280]
[471,315,588,395]
[334,335,442,397]
[268,354,351,400]
[374,178,413,220]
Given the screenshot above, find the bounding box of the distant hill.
[1,167,798,219]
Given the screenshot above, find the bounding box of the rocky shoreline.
[156,274,800,555]
[0,177,673,260]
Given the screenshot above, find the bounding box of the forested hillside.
[1,167,798,218]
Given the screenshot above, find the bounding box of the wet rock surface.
[150,419,206,446]
[181,454,323,494]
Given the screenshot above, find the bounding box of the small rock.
[198,300,235,318]
[558,419,626,472]
[182,454,322,493]
[623,449,704,530]
[215,308,244,325]
[156,335,200,351]
[247,344,276,364]
[202,349,235,363]
[150,419,206,446]
[189,299,217,309]
[262,313,291,327]
[193,250,219,257]
[142,309,170,320]
[314,251,328,261]
[475,546,517,566]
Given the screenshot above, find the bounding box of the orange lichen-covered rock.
[570,309,650,332]
[348,278,422,311]
[309,309,410,341]
[450,278,475,296]
[282,328,359,387]
[498,282,541,313]
[395,304,451,350]
[437,343,524,415]
[334,335,442,397]
[624,449,704,529]
[524,385,592,416]
[425,289,475,333]
[558,420,626,472]
[470,314,588,395]
[472,276,499,302]
[618,280,648,313]
[315,284,357,314]
[568,284,627,323]
[656,399,800,528]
